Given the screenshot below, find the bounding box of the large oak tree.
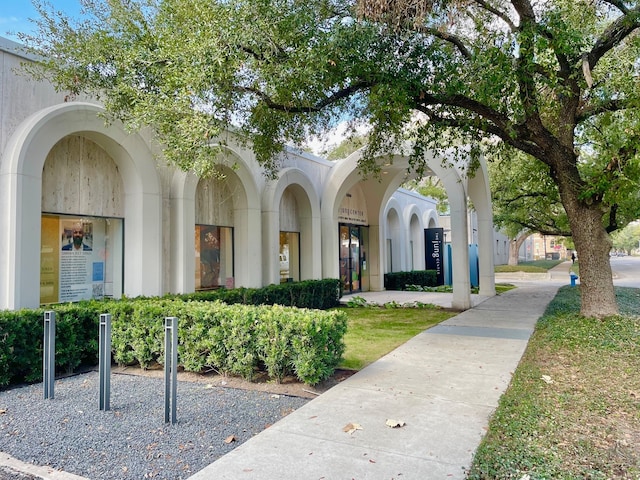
[21,0,640,317]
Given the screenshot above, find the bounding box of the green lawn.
[495,259,564,273]
[338,306,455,370]
[468,286,640,479]
[338,284,515,371]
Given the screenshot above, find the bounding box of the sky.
[1,0,83,40]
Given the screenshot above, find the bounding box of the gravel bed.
[0,371,309,479]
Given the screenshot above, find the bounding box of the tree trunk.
[508,232,529,266]
[560,189,618,318]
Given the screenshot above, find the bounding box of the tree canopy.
[612,221,640,254]
[20,0,640,317]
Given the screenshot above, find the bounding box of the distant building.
[519,234,569,261]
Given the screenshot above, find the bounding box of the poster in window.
[40,216,60,304]
[199,226,221,288]
[59,220,94,302]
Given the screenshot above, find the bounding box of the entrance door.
[339,224,365,293]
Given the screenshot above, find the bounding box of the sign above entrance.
[338,188,368,225]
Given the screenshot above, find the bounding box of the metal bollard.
[43,311,56,400]
[164,317,178,424]
[99,314,112,411]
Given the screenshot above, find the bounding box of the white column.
[169,173,196,293]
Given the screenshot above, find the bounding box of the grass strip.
[468,286,640,479]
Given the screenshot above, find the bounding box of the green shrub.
[171,279,341,309]
[103,299,347,385]
[0,304,101,386]
[290,309,348,385]
[255,305,296,383]
[0,310,41,386]
[0,279,346,388]
[384,270,438,291]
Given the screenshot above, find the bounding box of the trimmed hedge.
[0,303,100,387]
[170,278,342,310]
[384,270,438,291]
[0,282,347,388]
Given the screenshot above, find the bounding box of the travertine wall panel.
[279,188,300,232]
[41,135,124,217]
[195,176,234,226]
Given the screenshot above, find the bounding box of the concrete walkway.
[188,279,563,479]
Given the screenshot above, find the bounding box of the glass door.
[339,224,367,293]
[349,226,361,291]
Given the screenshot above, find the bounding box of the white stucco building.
[0,36,496,312]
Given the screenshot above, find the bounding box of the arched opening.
[409,212,422,271]
[1,102,162,309]
[194,173,237,289]
[40,135,125,303]
[385,207,402,273]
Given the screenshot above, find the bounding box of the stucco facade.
[0,37,496,311]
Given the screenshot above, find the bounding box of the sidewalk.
[188,282,561,479]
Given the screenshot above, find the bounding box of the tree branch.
[510,0,536,24]
[606,203,619,233]
[423,27,471,58]
[416,92,512,133]
[518,220,572,237]
[585,5,640,71]
[473,0,516,31]
[502,191,556,203]
[577,98,628,121]
[414,97,547,160]
[235,80,374,113]
[602,0,629,14]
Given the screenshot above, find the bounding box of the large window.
[195,225,234,290]
[279,232,300,283]
[40,214,124,304]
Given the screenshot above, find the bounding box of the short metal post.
[99,314,112,411]
[43,311,56,400]
[164,317,178,424]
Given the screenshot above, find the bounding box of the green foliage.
[345,296,371,308]
[324,133,368,161]
[0,310,42,386]
[495,260,563,273]
[173,279,341,310]
[290,309,348,386]
[384,270,438,291]
[107,298,347,385]
[0,304,102,386]
[404,177,450,214]
[611,221,640,254]
[487,149,571,238]
[0,293,348,387]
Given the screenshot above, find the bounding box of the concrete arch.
[423,209,439,229]
[322,145,474,310]
[322,153,413,289]
[0,102,162,309]
[169,145,262,291]
[261,168,322,285]
[467,157,496,296]
[404,204,424,271]
[384,198,405,273]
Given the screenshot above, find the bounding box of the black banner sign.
[425,228,444,285]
